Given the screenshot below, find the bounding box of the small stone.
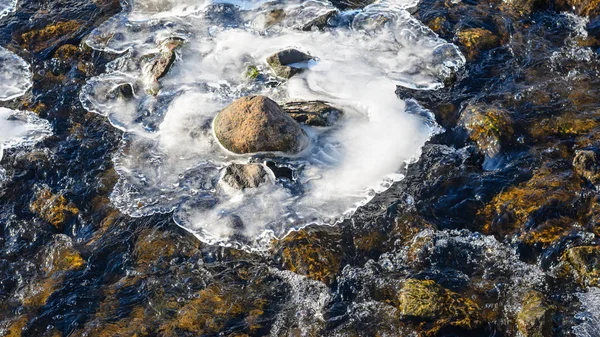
[266,49,313,79]
[265,8,286,28]
[573,150,600,186]
[517,291,553,337]
[222,163,270,189]
[214,95,309,154]
[281,100,342,126]
[459,104,514,158]
[564,246,600,286]
[456,28,500,59]
[301,10,337,31]
[143,38,184,94]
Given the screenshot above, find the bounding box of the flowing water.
[1,0,600,335]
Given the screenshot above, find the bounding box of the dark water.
[1,0,600,336]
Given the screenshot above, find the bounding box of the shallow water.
[1,0,600,336]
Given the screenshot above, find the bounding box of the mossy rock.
[458,104,514,158]
[398,279,482,335]
[517,291,554,337]
[456,28,500,59]
[563,246,600,286]
[30,188,79,229]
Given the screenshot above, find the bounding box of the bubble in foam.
[80,0,464,249]
[0,47,33,101]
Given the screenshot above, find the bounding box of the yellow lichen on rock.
[517,291,553,337]
[31,188,79,229]
[456,28,500,59]
[21,20,83,53]
[563,246,600,286]
[459,104,514,157]
[398,279,482,335]
[273,227,343,285]
[479,166,582,237]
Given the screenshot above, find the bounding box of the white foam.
[0,108,52,162]
[80,0,464,248]
[0,47,33,101]
[0,0,17,19]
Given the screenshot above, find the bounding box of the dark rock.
[213,95,309,154]
[301,10,337,31]
[281,100,342,126]
[573,150,600,186]
[554,0,600,18]
[266,161,294,180]
[108,83,135,100]
[588,17,600,37]
[222,163,270,189]
[517,291,553,337]
[266,49,313,79]
[329,0,376,9]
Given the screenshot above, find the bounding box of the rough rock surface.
[144,38,183,94]
[564,246,600,286]
[281,100,342,126]
[573,150,600,186]
[222,163,270,189]
[517,291,553,337]
[456,28,500,59]
[301,10,337,31]
[458,104,514,158]
[214,95,309,154]
[266,49,313,79]
[397,279,482,334]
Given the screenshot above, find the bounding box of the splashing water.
[573,287,600,337]
[0,47,33,101]
[80,0,465,249]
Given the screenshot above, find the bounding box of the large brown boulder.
[214,96,309,154]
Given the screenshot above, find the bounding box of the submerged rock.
[458,104,514,158]
[273,226,343,285]
[266,49,313,79]
[222,163,271,189]
[564,246,600,286]
[30,188,79,229]
[214,95,309,154]
[554,0,600,17]
[517,291,554,337]
[398,279,482,334]
[573,150,600,186]
[456,28,500,59]
[281,100,342,126]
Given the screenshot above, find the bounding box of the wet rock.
[143,38,184,94]
[302,10,337,31]
[329,0,376,9]
[480,166,582,238]
[501,0,549,16]
[44,235,85,275]
[30,188,79,229]
[266,49,313,79]
[554,0,600,17]
[517,291,553,337]
[458,104,514,157]
[214,95,309,154]
[273,226,343,285]
[397,279,482,334]
[573,150,600,186]
[21,20,84,54]
[107,83,135,100]
[456,28,500,59]
[564,246,600,286]
[281,100,342,126]
[222,163,271,189]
